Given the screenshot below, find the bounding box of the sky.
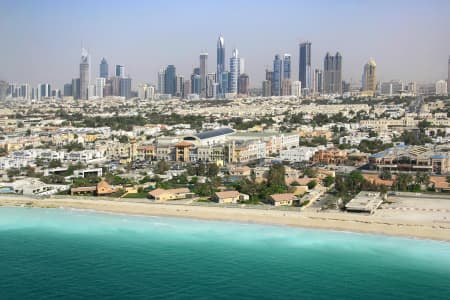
[1,0,449,89]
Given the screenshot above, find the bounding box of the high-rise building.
[272,54,282,96]
[447,56,450,94]
[207,73,216,98]
[229,49,240,94]
[176,75,184,97]
[220,71,229,95]
[435,80,448,96]
[111,77,121,96]
[183,79,191,98]
[115,65,125,78]
[104,79,113,97]
[262,80,271,97]
[95,77,106,98]
[238,73,250,96]
[282,80,292,96]
[72,78,80,99]
[200,53,208,98]
[63,83,72,97]
[191,74,201,95]
[266,69,273,82]
[38,83,51,99]
[313,69,323,94]
[283,54,291,80]
[164,65,177,96]
[157,68,165,94]
[380,80,404,96]
[100,58,108,78]
[299,41,312,90]
[362,59,377,96]
[217,35,226,96]
[323,52,342,94]
[0,81,8,101]
[79,48,90,100]
[292,81,302,97]
[119,77,132,99]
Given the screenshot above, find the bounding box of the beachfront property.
[6,178,69,196]
[345,191,384,214]
[369,144,450,174]
[268,193,298,206]
[213,191,249,204]
[148,188,195,201]
[70,180,119,196]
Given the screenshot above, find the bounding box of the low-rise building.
[213,191,249,204]
[268,193,297,206]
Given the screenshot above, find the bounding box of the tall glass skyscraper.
[217,35,226,96]
[115,65,125,78]
[229,49,240,94]
[100,58,108,78]
[79,48,90,100]
[164,65,177,96]
[299,42,312,91]
[272,54,282,96]
[200,53,208,98]
[283,54,291,80]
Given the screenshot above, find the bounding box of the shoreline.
[1,197,450,242]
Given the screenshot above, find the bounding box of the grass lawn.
[123,192,149,199]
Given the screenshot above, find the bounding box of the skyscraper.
[238,73,250,96]
[95,77,106,98]
[272,54,282,96]
[0,81,8,101]
[362,59,377,96]
[100,58,108,78]
[119,77,132,99]
[262,80,271,97]
[217,35,226,96]
[229,49,240,94]
[72,78,80,99]
[292,81,302,97]
[447,56,450,94]
[323,52,342,94]
[116,65,125,78]
[283,54,291,80]
[313,69,323,94]
[157,68,165,94]
[63,83,72,97]
[79,48,90,100]
[299,42,312,91]
[164,65,177,96]
[200,53,208,98]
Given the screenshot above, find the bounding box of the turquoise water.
[1,207,450,299]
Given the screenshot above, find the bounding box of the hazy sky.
[1,0,449,89]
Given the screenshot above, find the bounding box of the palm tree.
[393,173,413,191]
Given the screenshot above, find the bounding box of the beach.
[1,196,450,242]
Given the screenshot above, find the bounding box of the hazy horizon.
[1,0,449,89]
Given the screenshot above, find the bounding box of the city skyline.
[1,0,450,88]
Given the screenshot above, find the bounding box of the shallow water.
[1,207,449,299]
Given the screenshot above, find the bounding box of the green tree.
[323,175,335,187]
[393,173,413,191]
[155,160,170,174]
[49,159,62,168]
[307,180,317,189]
[380,169,392,180]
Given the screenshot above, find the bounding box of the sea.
[0,207,449,300]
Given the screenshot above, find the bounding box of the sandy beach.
[1,196,450,242]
